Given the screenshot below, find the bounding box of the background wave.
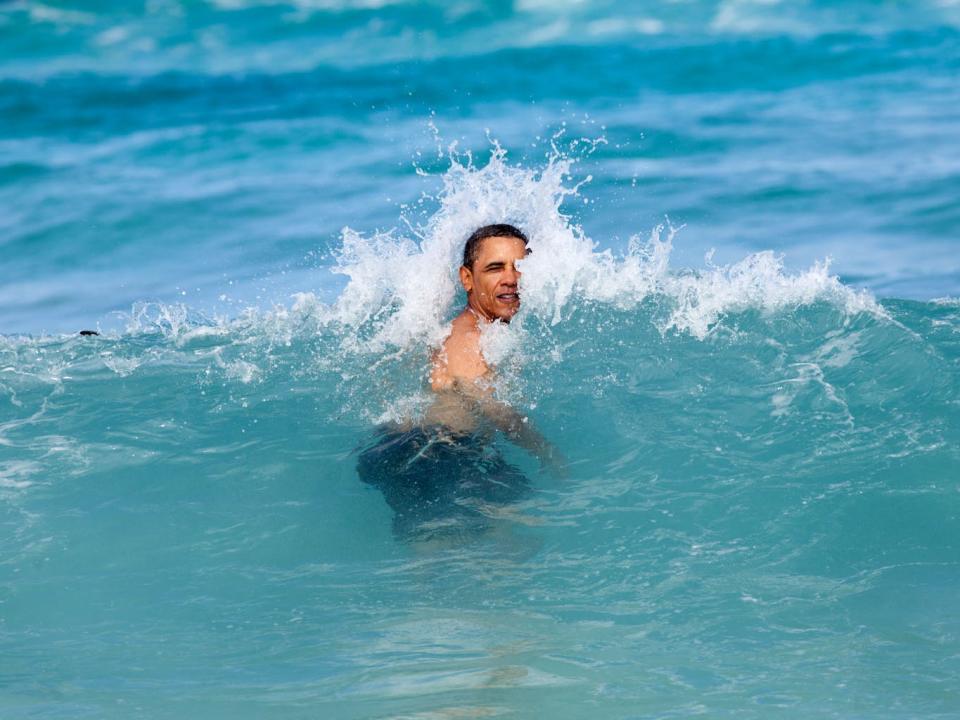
[2,1,960,332]
[4,0,960,77]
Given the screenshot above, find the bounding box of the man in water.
[358,223,562,540]
[426,224,560,462]
[430,223,527,392]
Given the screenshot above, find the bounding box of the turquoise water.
[3,1,960,717]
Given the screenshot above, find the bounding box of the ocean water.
[2,1,960,718]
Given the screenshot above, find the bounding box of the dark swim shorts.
[356,426,530,540]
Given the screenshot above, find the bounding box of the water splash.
[1,143,883,423]
[324,141,880,354]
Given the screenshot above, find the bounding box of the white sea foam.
[323,143,881,356]
[41,142,881,377]
[27,4,95,26]
[0,143,883,401]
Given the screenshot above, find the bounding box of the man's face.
[460,235,528,322]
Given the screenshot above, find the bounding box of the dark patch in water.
[357,426,530,542]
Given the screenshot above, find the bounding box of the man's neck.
[465,302,492,324]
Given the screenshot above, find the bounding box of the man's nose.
[503,266,519,284]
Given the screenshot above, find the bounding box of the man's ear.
[459,265,474,294]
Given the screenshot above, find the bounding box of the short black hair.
[462,223,529,269]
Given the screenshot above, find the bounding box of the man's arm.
[470,389,565,472]
[430,314,566,473]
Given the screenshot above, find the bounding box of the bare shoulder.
[430,311,489,392]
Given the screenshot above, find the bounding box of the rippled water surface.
[2,1,960,718]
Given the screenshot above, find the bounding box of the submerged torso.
[422,384,495,439]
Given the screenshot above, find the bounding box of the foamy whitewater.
[3,1,960,717]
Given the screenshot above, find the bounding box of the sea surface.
[2,1,959,718]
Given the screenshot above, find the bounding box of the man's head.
[459,224,530,323]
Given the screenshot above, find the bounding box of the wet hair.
[461,223,529,269]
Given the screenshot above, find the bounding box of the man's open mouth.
[497,293,520,302]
